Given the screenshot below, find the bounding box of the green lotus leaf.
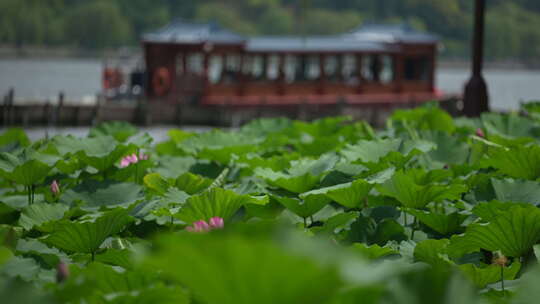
[459,261,521,289]
[44,208,134,255]
[154,155,197,178]
[95,248,133,269]
[391,105,456,133]
[256,168,321,193]
[491,178,540,205]
[52,135,129,172]
[89,121,138,142]
[294,135,344,157]
[419,130,470,166]
[144,231,341,304]
[52,135,117,157]
[18,202,69,231]
[0,246,12,266]
[313,211,360,235]
[341,138,402,163]
[175,171,213,195]
[351,243,399,260]
[413,239,451,268]
[450,202,540,257]
[143,172,171,195]
[0,256,52,283]
[303,179,373,209]
[406,209,468,236]
[275,193,331,219]
[255,154,338,193]
[481,112,538,139]
[61,180,142,209]
[0,128,29,152]
[0,152,52,186]
[174,187,257,224]
[235,153,294,172]
[15,238,66,268]
[240,117,293,136]
[167,129,195,143]
[483,144,540,180]
[54,262,174,303]
[377,170,467,208]
[288,153,339,176]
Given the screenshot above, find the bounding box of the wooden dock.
[1,89,461,128]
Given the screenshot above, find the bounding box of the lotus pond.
[2,102,540,304]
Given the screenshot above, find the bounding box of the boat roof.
[343,23,439,44]
[142,19,246,44]
[143,20,438,49]
[247,36,395,53]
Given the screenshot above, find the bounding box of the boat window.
[242,55,253,77]
[380,55,394,84]
[187,53,204,76]
[404,56,430,82]
[266,55,280,80]
[221,54,241,84]
[284,55,298,83]
[305,55,320,81]
[362,55,383,83]
[342,54,359,85]
[209,55,223,84]
[250,55,265,80]
[325,55,340,82]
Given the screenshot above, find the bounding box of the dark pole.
[463,0,489,116]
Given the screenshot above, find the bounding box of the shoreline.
[1,45,539,71]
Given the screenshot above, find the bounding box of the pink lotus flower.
[475,128,485,138]
[186,217,224,232]
[209,216,224,229]
[51,180,60,195]
[119,152,148,168]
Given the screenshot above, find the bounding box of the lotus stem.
[403,211,408,227]
[27,186,31,205]
[31,185,35,204]
[501,266,505,293]
[411,217,417,240]
[303,217,307,228]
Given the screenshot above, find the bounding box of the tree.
[64,1,132,49]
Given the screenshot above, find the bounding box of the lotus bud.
[492,251,508,267]
[119,157,131,168]
[475,128,485,138]
[139,152,149,160]
[51,180,60,195]
[128,154,138,163]
[186,220,212,232]
[209,217,224,229]
[193,220,210,232]
[56,261,70,283]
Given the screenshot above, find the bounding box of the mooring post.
[8,88,15,125]
[55,91,65,126]
[463,0,489,116]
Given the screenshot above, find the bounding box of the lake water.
[1,58,540,111]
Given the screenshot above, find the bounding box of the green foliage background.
[0,0,540,62]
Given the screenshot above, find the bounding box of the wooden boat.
[100,19,457,125]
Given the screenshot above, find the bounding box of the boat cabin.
[136,20,440,107]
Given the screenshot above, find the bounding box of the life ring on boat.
[103,68,123,89]
[152,67,171,96]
